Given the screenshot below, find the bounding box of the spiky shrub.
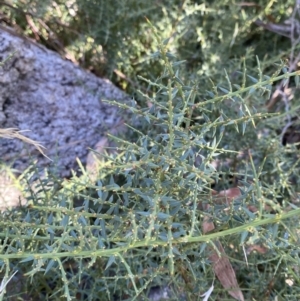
[1,0,297,94]
[1,23,300,300]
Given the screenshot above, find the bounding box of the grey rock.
[0,25,129,178]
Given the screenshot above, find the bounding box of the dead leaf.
[212,187,241,205]
[210,242,244,301]
[202,215,215,234]
[201,189,244,301]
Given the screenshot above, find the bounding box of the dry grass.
[0,128,50,160]
[0,127,50,211]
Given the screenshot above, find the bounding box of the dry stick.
[258,1,300,145]
[279,1,300,143]
[256,1,300,112]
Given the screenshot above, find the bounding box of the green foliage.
[1,23,300,300]
[1,0,300,300]
[0,0,296,92]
